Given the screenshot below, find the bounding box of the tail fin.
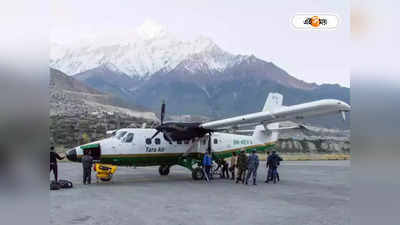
[253,92,283,144]
[262,93,283,112]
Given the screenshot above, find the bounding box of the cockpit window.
[123,133,134,143]
[116,131,127,140]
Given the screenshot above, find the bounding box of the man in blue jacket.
[202,152,212,181]
[246,149,259,185]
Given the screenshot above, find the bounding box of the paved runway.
[50,161,350,225]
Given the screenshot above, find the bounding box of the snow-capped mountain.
[50,20,350,129]
[51,20,240,77]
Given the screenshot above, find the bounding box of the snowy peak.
[137,20,168,39]
[50,20,239,77]
[193,36,218,51]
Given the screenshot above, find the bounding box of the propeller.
[207,133,212,154]
[160,100,166,124]
[150,100,172,144]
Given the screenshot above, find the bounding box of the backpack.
[50,181,60,190]
[59,179,73,189]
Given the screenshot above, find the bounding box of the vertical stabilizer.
[262,93,283,112]
[253,92,283,144]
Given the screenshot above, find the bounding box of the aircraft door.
[83,144,101,161]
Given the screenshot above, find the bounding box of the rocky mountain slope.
[50,68,157,120]
[50,68,158,146]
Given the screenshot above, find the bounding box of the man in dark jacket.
[81,150,94,184]
[236,149,248,184]
[50,146,64,182]
[246,149,259,185]
[266,151,282,183]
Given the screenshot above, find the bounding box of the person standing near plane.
[215,158,229,179]
[230,152,237,180]
[266,151,282,183]
[246,149,259,185]
[236,149,248,184]
[82,150,94,185]
[50,146,64,182]
[221,159,229,179]
[265,151,271,183]
[202,152,212,181]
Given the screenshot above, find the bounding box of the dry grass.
[257,153,350,161]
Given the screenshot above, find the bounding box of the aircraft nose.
[65,148,77,161]
[336,100,351,111]
[340,101,351,111]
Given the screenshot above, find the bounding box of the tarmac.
[50,160,350,225]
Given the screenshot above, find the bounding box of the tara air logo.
[292,14,338,30]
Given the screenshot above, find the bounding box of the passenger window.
[213,138,218,144]
[124,133,134,143]
[184,140,190,144]
[177,140,182,144]
[146,138,151,145]
[155,138,161,145]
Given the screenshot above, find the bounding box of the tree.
[81,133,90,144]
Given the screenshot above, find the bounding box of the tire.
[159,165,170,176]
[100,177,111,182]
[192,167,204,180]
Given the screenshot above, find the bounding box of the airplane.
[65,92,350,181]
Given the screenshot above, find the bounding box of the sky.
[52,0,349,87]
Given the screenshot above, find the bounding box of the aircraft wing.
[200,99,350,130]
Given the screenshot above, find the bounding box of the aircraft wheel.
[192,167,204,180]
[159,165,170,176]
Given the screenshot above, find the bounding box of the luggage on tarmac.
[50,181,60,190]
[50,179,73,190]
[58,179,73,189]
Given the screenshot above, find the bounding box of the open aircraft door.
[80,143,101,161]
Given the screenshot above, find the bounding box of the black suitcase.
[59,179,73,189]
[50,181,60,190]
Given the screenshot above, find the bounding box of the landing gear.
[176,157,205,180]
[159,165,170,176]
[192,167,204,180]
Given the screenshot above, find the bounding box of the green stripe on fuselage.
[75,143,276,167]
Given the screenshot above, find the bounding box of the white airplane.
[65,92,350,180]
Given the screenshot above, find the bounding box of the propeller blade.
[160,100,166,124]
[163,133,173,144]
[150,130,161,140]
[183,139,200,156]
[207,134,212,154]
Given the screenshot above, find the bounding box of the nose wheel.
[159,165,170,176]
